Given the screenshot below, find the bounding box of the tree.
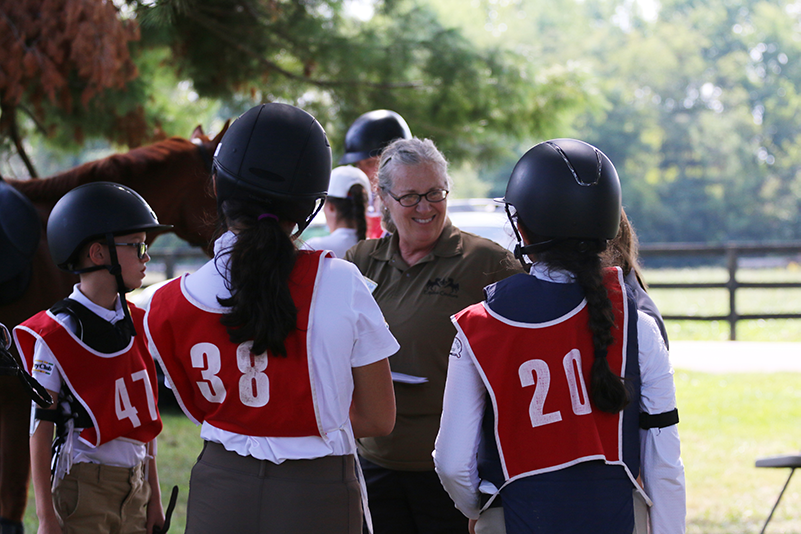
[0,0,591,178]
[0,0,147,176]
[128,0,592,162]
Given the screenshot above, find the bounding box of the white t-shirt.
[303,227,360,258]
[26,285,147,468]
[148,231,399,463]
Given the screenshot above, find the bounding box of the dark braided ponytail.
[528,228,630,414]
[328,183,368,241]
[216,198,297,357]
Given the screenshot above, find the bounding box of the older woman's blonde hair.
[376,137,452,194]
[376,137,452,230]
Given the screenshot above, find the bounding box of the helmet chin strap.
[104,232,137,337]
[297,197,326,234]
[504,204,559,270]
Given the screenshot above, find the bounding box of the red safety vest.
[15,305,162,447]
[146,250,330,438]
[453,267,629,482]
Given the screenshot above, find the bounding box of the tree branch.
[18,105,48,137]
[183,9,423,90]
[1,105,39,178]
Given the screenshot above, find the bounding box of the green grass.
[676,370,801,534]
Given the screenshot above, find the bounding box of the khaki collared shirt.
[345,220,523,470]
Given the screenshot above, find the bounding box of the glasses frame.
[114,242,148,260]
[383,188,449,208]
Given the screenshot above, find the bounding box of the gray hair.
[377,137,453,193]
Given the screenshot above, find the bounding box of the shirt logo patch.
[423,277,460,298]
[33,360,53,376]
[450,336,463,359]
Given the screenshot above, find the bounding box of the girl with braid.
[304,165,370,257]
[434,139,685,534]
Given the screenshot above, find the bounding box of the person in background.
[603,208,669,347]
[145,103,399,534]
[345,137,522,534]
[434,139,685,534]
[15,182,166,534]
[304,165,370,257]
[339,110,412,238]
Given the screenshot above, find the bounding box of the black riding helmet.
[48,182,171,273]
[503,139,621,259]
[339,109,411,165]
[47,181,171,336]
[213,103,331,232]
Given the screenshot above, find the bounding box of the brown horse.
[0,122,228,530]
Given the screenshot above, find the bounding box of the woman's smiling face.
[382,161,449,255]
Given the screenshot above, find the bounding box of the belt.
[68,461,145,483]
[200,440,355,481]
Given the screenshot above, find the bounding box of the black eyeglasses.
[114,242,148,260]
[383,188,449,207]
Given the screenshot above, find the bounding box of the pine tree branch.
[182,9,422,90]
[1,104,39,178]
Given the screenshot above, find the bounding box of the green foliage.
[2,0,591,177]
[125,0,592,163]
[433,0,801,244]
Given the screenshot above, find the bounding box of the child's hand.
[146,497,165,534]
[36,513,63,534]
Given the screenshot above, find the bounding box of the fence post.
[164,251,176,280]
[726,247,739,341]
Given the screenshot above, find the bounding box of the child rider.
[14,182,168,534]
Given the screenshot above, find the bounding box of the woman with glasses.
[345,137,522,534]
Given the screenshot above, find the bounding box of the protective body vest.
[452,267,643,534]
[454,267,635,481]
[15,304,161,447]
[146,250,330,438]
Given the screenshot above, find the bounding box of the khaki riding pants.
[53,461,150,534]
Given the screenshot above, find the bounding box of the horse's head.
[150,121,230,254]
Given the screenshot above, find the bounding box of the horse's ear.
[191,125,205,140]
[213,120,231,144]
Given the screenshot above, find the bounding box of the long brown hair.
[327,183,369,240]
[602,208,647,290]
[216,198,297,357]
[520,222,629,414]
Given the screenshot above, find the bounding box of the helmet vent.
[547,142,601,187]
[249,168,286,182]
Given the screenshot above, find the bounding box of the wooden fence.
[639,241,801,340]
[149,241,801,341]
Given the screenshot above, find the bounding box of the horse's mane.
[10,137,198,203]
